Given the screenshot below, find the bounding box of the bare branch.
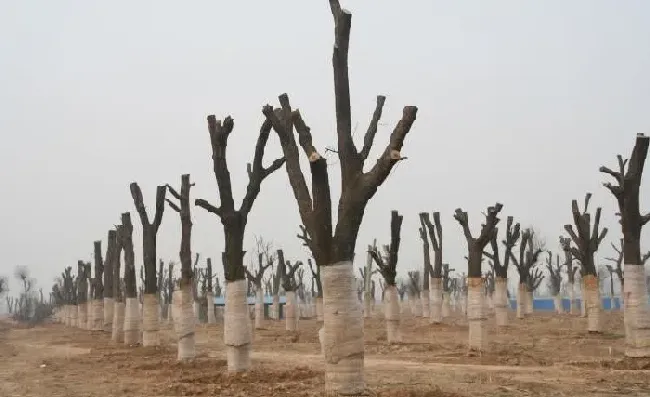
[194,199,223,217]
[359,96,386,160]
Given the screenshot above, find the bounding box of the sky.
[1,0,649,298]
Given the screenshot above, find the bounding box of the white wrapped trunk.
[87,300,92,328]
[78,303,88,329]
[123,297,140,345]
[441,291,451,318]
[104,297,114,333]
[193,300,201,323]
[429,277,442,323]
[411,296,422,317]
[517,283,525,319]
[494,278,508,327]
[142,294,160,346]
[91,298,103,330]
[569,282,576,315]
[285,291,298,331]
[580,279,587,317]
[625,265,650,357]
[584,275,601,332]
[554,295,563,314]
[224,279,252,372]
[206,292,216,324]
[111,301,125,343]
[316,297,324,321]
[421,289,430,318]
[467,278,487,351]
[254,290,264,329]
[363,291,372,318]
[525,290,534,315]
[322,262,364,395]
[271,295,279,320]
[176,286,195,360]
[384,285,401,343]
[69,304,78,327]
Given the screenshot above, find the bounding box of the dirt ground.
[1,310,649,397]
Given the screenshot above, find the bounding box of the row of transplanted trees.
[51,1,417,393]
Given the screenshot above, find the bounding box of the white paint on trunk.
[569,282,576,315]
[224,279,252,372]
[193,300,201,323]
[272,295,279,320]
[517,284,525,319]
[384,285,401,344]
[103,297,114,333]
[69,304,78,327]
[421,289,430,318]
[206,292,216,324]
[142,294,160,346]
[580,279,587,317]
[412,297,422,317]
[92,299,104,330]
[87,300,92,329]
[494,278,508,327]
[322,261,364,395]
[441,292,451,318]
[77,303,88,329]
[177,285,195,360]
[584,276,601,332]
[625,265,650,357]
[467,278,486,351]
[525,290,534,315]
[553,295,563,314]
[285,291,298,331]
[363,291,372,318]
[254,290,264,329]
[316,297,324,321]
[318,327,325,356]
[429,277,442,323]
[123,297,141,345]
[111,301,125,343]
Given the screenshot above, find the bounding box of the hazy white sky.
[1,0,649,295]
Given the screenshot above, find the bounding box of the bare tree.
[76,260,89,329]
[483,216,520,326]
[103,230,117,333]
[262,1,418,392]
[559,236,580,315]
[90,241,104,331]
[605,239,624,293]
[600,134,650,355]
[368,210,403,343]
[564,193,608,333]
[509,229,544,318]
[282,257,302,331]
[546,251,563,313]
[307,258,323,320]
[407,271,422,317]
[130,182,166,345]
[270,253,284,321]
[111,227,125,342]
[119,212,139,345]
[246,253,272,329]
[420,212,443,323]
[441,264,455,317]
[454,203,503,351]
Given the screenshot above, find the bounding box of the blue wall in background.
[508,297,622,311]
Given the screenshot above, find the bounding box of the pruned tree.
[307,258,323,320]
[454,203,503,351]
[546,252,563,313]
[361,239,376,318]
[194,113,285,372]
[262,0,418,391]
[61,266,76,326]
[90,241,104,331]
[246,252,272,329]
[192,253,201,319]
[111,226,125,342]
[564,193,608,333]
[368,210,403,343]
[119,212,139,345]
[76,259,89,329]
[509,228,544,318]
[483,216,520,326]
[441,264,455,317]
[204,258,216,324]
[483,263,495,300]
[397,280,407,301]
[420,212,443,323]
[282,258,302,331]
[604,239,624,294]
[407,270,422,317]
[103,230,116,333]
[559,236,580,314]
[130,182,166,345]
[600,134,650,354]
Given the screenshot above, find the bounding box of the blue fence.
[508,297,622,311]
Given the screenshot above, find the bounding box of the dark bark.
[307,258,322,298]
[454,204,503,279]
[407,271,421,296]
[442,264,454,292]
[600,134,650,265]
[167,262,174,303]
[417,223,431,288]
[114,226,124,302]
[272,252,285,295]
[130,182,166,295]
[157,259,164,301]
[195,116,285,283]
[120,212,137,298]
[368,210,403,286]
[483,216,521,279]
[563,193,608,276]
[166,174,194,289]
[510,228,544,289]
[76,260,88,304]
[559,236,579,284]
[282,258,302,292]
[62,267,75,305]
[419,212,442,279]
[262,1,417,269]
[546,252,562,296]
[206,258,213,292]
[104,230,116,299]
[93,241,104,299]
[605,239,624,289]
[245,253,271,290]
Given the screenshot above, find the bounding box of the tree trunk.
[569,282,576,315]
[112,301,125,343]
[87,299,92,329]
[206,292,216,324]
[271,294,279,320]
[322,262,364,395]
[142,294,160,346]
[441,292,451,318]
[123,297,140,345]
[554,294,563,314]
[254,289,264,329]
[92,298,103,331]
[580,279,587,317]
[517,283,525,319]
[384,284,401,343]
[103,297,114,333]
[625,264,650,356]
[584,275,601,332]
[363,291,372,319]
[467,278,486,351]
[224,279,252,372]
[525,290,534,315]
[70,304,78,327]
[285,291,298,331]
[316,297,324,321]
[494,277,508,327]
[177,285,195,360]
[77,303,87,329]
[429,277,442,323]
[421,290,430,318]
